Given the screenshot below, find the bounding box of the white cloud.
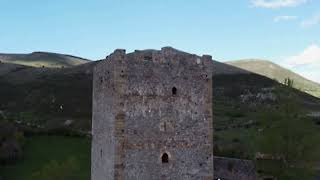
[274,15,297,22]
[283,44,320,83]
[251,0,308,9]
[299,71,320,83]
[286,44,320,67]
[301,14,320,28]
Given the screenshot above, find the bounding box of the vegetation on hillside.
[0,118,24,165]
[255,94,320,179]
[31,157,82,180]
[1,55,320,179]
[0,63,93,133]
[213,75,320,177]
[0,136,90,180]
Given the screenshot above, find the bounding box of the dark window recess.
[100,149,103,157]
[172,87,177,95]
[120,70,125,77]
[162,153,169,163]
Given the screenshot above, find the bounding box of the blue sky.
[0,0,320,82]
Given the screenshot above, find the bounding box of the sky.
[0,0,320,82]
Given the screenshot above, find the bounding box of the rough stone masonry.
[92,47,214,180]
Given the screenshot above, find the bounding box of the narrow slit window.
[172,87,177,95]
[162,153,169,163]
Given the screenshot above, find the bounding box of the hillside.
[227,59,320,98]
[0,50,319,132]
[0,62,95,132]
[0,52,90,68]
[1,49,320,179]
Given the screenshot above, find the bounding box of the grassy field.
[0,136,91,180]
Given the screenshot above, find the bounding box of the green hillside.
[227,59,320,98]
[0,136,90,180]
[1,52,320,179]
[0,52,90,68]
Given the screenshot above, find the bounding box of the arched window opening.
[162,153,169,163]
[172,87,177,95]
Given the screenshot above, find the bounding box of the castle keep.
[92,47,214,180]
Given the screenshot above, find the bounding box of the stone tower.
[92,47,214,180]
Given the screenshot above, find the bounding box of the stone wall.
[214,156,257,180]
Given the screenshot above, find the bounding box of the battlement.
[104,47,213,67]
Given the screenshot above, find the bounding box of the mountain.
[1,50,319,128]
[0,52,90,68]
[1,48,320,179]
[227,59,320,98]
[0,49,319,132]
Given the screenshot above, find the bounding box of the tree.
[284,78,294,88]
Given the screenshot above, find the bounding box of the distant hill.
[227,59,320,98]
[0,52,90,68]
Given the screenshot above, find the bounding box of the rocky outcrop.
[0,121,23,164]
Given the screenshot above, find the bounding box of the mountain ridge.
[0,52,91,68]
[1,51,320,98]
[227,59,320,98]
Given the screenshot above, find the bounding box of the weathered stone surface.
[214,156,257,180]
[92,47,214,180]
